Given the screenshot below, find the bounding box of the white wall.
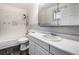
[28,4,38,26]
[0,4,27,40]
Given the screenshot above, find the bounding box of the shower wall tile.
[0,4,27,41]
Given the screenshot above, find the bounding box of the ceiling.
[2,3,38,15]
[5,3,36,9]
[0,3,55,16]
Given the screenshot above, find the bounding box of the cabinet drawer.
[50,45,73,55]
[28,35,49,51]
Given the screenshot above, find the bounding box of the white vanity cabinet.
[59,3,79,25]
[28,32,74,55]
[28,35,72,55]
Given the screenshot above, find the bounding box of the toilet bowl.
[18,37,29,51]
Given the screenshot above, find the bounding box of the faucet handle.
[51,33,57,36]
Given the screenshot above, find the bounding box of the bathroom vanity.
[28,31,79,55]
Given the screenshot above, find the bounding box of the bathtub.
[0,34,29,50]
[0,37,19,50]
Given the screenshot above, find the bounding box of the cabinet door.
[50,45,72,55]
[59,3,79,25]
[29,40,35,55]
[34,43,49,55]
[29,40,49,55]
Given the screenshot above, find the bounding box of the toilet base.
[20,43,29,51]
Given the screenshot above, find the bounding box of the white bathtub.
[0,37,19,50]
[0,34,29,50]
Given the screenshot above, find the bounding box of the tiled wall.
[0,4,27,41]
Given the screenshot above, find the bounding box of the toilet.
[18,37,29,51]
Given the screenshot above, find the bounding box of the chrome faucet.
[50,33,57,36]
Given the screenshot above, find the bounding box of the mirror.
[38,3,79,26]
[38,3,58,26]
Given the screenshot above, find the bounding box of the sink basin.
[43,34,62,42]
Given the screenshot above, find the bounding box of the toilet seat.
[18,37,29,44]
